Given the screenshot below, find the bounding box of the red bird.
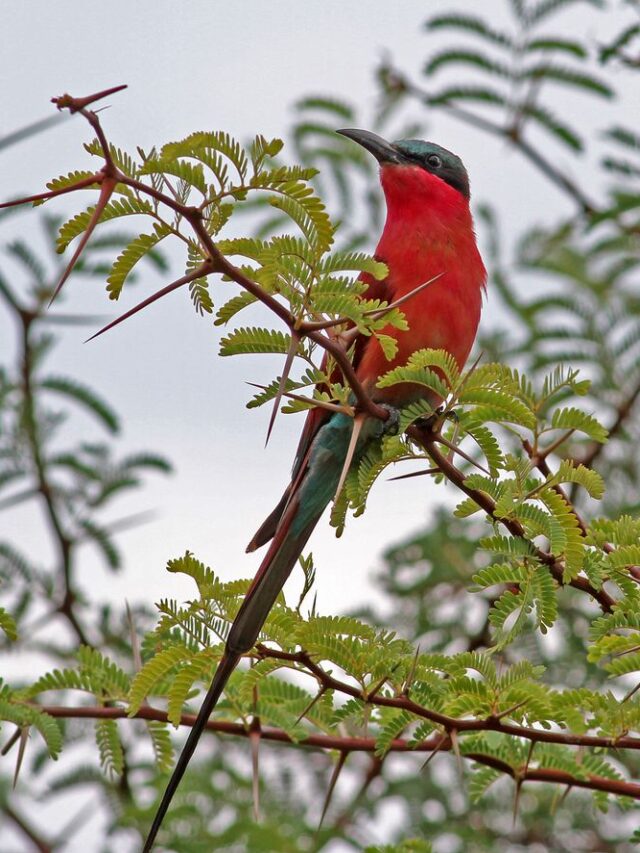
[144,129,486,849]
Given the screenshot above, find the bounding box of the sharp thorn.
[249,723,261,822]
[388,466,440,482]
[319,751,348,830]
[85,265,209,341]
[265,334,299,447]
[13,727,30,789]
[49,177,116,306]
[333,413,366,504]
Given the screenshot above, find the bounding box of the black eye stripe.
[426,154,442,168]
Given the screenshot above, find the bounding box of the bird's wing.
[246,270,390,552]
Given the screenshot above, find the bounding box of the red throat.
[355,163,486,402]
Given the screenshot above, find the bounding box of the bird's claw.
[376,404,400,437]
[415,406,458,432]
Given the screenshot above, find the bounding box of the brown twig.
[35,702,640,801]
[2,803,53,853]
[410,427,615,612]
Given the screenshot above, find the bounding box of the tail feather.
[142,650,240,852]
[245,485,290,553]
[145,411,371,848]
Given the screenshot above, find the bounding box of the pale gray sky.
[0,2,635,850]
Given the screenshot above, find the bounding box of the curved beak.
[336,128,405,165]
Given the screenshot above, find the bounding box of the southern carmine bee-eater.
[144,129,486,849]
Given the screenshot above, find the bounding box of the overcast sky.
[0,2,635,849]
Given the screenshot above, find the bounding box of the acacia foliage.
[1,1,640,851]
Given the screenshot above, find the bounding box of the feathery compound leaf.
[426,13,513,48]
[539,488,584,579]
[139,157,207,195]
[461,421,504,475]
[458,388,536,429]
[95,718,124,778]
[214,291,258,326]
[268,183,334,252]
[39,376,119,433]
[425,49,511,78]
[522,64,613,98]
[56,197,153,253]
[106,224,171,301]
[0,701,64,759]
[146,720,174,773]
[84,139,140,177]
[129,643,193,713]
[46,170,99,193]
[550,407,608,442]
[167,651,217,726]
[219,327,292,357]
[165,552,218,597]
[521,104,583,151]
[553,460,605,499]
[0,608,17,641]
[427,85,507,107]
[526,37,587,58]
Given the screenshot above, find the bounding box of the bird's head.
[337,128,470,205]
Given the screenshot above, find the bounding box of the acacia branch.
[409,427,615,612]
[36,702,640,801]
[256,646,640,751]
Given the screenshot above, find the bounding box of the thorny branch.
[35,699,640,802]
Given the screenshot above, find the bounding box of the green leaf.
[521,104,582,151]
[215,291,258,326]
[522,64,613,98]
[424,49,510,78]
[146,720,174,773]
[106,224,170,301]
[219,327,292,357]
[56,197,153,253]
[0,607,17,641]
[95,718,124,778]
[39,377,119,433]
[129,643,193,713]
[46,170,99,193]
[550,407,608,442]
[526,37,587,58]
[426,13,512,48]
[139,157,207,195]
[79,520,121,570]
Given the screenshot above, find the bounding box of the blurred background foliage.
[2,0,640,850]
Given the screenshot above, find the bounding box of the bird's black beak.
[336,128,404,165]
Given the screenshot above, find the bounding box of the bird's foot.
[374,404,400,438]
[415,406,458,433]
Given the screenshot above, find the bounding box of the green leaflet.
[56,197,153,253]
[0,607,17,641]
[95,718,124,778]
[219,327,292,357]
[106,223,171,300]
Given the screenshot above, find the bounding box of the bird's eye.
[426,154,442,169]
